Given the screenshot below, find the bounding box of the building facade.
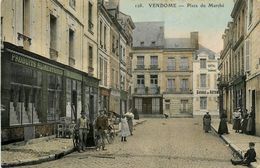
[219,0,260,135]
[244,0,260,136]
[1,0,100,143]
[132,22,198,117]
[193,50,219,116]
[98,2,112,112]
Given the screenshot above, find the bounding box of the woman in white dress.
[120,116,131,142]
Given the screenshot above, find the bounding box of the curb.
[2,120,147,167]
[1,147,75,167]
[211,124,258,168]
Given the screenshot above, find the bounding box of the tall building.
[219,0,260,135]
[244,0,260,135]
[1,0,100,143]
[193,48,219,116]
[98,1,112,111]
[132,22,198,117]
[104,1,135,116]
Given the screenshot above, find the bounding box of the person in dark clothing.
[231,142,257,166]
[218,112,229,135]
[247,107,256,135]
[241,109,249,134]
[203,112,211,133]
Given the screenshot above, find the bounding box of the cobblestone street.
[21,118,243,168]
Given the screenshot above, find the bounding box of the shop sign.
[65,70,82,81]
[11,53,63,75]
[197,90,218,94]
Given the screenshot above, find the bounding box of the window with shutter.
[208,74,210,88]
[245,40,250,72]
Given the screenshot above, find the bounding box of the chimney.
[190,32,199,50]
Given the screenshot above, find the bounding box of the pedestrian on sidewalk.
[218,112,229,135]
[241,109,249,134]
[231,142,257,166]
[203,112,211,133]
[233,108,242,133]
[119,115,130,142]
[125,109,134,136]
[77,111,90,152]
[95,110,108,151]
[247,107,256,135]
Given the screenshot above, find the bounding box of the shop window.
[47,73,62,122]
[10,64,43,125]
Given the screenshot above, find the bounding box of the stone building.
[98,1,112,111]
[102,0,135,116]
[244,0,260,135]
[193,48,219,116]
[219,0,260,135]
[132,22,198,117]
[1,0,100,143]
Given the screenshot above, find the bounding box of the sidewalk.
[211,118,260,168]
[1,119,146,167]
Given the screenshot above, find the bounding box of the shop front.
[1,42,99,144]
[99,87,110,112]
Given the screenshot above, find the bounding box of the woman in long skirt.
[120,116,130,142]
[203,112,211,133]
[218,112,229,135]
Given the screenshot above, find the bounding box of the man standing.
[77,111,89,152]
[95,110,108,150]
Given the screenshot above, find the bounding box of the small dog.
[164,114,169,119]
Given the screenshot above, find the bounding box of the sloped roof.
[164,38,192,49]
[133,22,164,48]
[196,45,216,60]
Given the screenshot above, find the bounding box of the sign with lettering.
[196,90,219,94]
[11,54,63,75]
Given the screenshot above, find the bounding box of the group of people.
[203,111,257,167]
[75,108,136,152]
[232,107,256,135]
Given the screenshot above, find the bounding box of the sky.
[120,0,234,53]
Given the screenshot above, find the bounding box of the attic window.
[151,41,156,45]
[140,41,144,46]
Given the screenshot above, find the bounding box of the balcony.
[149,86,160,94]
[180,88,192,94]
[217,75,229,87]
[166,88,176,93]
[150,65,160,70]
[17,32,32,45]
[134,86,160,95]
[167,66,176,71]
[179,66,189,71]
[136,65,145,70]
[135,86,145,94]
[49,48,58,61]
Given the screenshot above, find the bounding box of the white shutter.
[245,40,250,72]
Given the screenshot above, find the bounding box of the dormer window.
[140,41,144,46]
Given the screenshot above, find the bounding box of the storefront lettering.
[65,70,82,81]
[11,54,63,75]
[12,54,37,68]
[197,90,219,94]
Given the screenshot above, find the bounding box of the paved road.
[21,118,243,168]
